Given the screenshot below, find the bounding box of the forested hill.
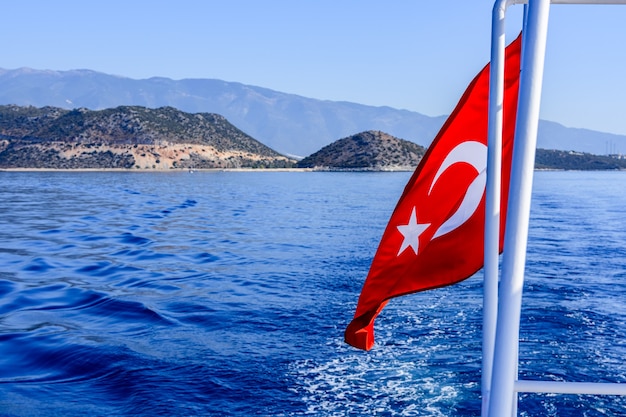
[297,131,426,170]
[1,104,624,171]
[0,105,295,169]
[296,131,626,171]
[535,149,626,170]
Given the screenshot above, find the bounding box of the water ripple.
[0,171,625,416]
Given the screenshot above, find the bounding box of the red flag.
[345,34,522,351]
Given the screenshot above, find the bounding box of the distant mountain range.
[1,67,625,157]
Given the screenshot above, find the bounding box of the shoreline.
[3,167,626,173]
[0,167,314,173]
[0,167,418,173]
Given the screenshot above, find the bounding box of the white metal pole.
[510,8,529,417]
[482,2,508,416]
[488,0,551,416]
[516,380,626,395]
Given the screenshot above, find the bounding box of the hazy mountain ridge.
[0,67,465,156]
[0,105,295,169]
[1,67,625,158]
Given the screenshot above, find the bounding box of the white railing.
[484,1,626,416]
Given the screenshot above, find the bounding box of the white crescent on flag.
[428,140,488,239]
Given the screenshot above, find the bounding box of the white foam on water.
[288,315,473,417]
[290,353,461,416]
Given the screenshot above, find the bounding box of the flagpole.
[483,3,527,415]
[488,0,550,416]
[482,2,508,416]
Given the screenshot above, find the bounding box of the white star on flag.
[397,207,430,256]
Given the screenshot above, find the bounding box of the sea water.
[0,170,624,416]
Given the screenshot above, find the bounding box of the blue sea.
[0,170,625,416]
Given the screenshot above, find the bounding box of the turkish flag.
[345,34,522,351]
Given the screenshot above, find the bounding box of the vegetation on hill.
[297,130,425,170]
[296,133,626,171]
[535,149,626,170]
[1,104,624,171]
[0,105,295,169]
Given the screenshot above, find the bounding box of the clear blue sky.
[3,1,626,136]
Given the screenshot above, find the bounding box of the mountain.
[0,105,295,169]
[297,130,425,170]
[537,120,626,156]
[0,68,444,158]
[1,67,625,157]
